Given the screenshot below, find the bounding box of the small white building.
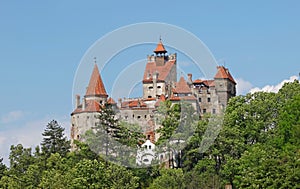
[136,139,156,165]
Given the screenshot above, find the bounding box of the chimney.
[118,98,122,108]
[82,98,86,110]
[75,95,80,108]
[187,73,193,84]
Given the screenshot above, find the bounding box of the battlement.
[147,53,176,63]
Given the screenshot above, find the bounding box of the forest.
[0,80,299,189]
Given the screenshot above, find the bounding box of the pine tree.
[0,158,6,180]
[41,120,70,157]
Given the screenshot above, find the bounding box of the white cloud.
[236,78,254,95]
[0,115,69,166]
[250,75,299,94]
[1,110,25,123]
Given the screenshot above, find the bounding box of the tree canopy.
[0,80,299,188]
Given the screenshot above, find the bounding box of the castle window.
[137,115,141,119]
[148,96,152,98]
[87,116,89,119]
[203,109,207,113]
[208,98,211,102]
[133,114,135,118]
[149,86,153,90]
[160,154,164,159]
[157,86,161,89]
[77,135,80,139]
[100,100,103,104]
[149,145,151,149]
[212,109,216,114]
[199,98,201,102]
[145,115,147,119]
[125,115,128,119]
[147,135,150,139]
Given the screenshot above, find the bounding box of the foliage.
[1,81,299,188]
[41,120,70,157]
[149,168,185,189]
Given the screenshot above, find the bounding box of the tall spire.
[154,37,167,54]
[85,63,108,97]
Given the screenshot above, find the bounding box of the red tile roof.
[85,64,108,97]
[154,40,167,54]
[121,99,147,108]
[155,94,166,107]
[143,60,176,83]
[214,66,236,84]
[193,79,215,87]
[71,100,103,115]
[193,79,202,84]
[107,97,116,104]
[169,94,197,101]
[173,76,192,94]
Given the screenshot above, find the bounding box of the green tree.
[149,168,185,189]
[67,159,106,188]
[0,158,6,180]
[41,120,70,157]
[156,100,180,144]
[39,153,69,189]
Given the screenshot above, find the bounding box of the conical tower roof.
[174,76,192,94]
[154,39,167,54]
[214,66,236,84]
[85,64,108,97]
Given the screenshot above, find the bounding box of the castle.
[71,39,236,147]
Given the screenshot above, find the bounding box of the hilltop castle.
[71,39,236,145]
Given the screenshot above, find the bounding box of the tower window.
[137,115,141,119]
[199,98,201,102]
[203,109,207,113]
[157,86,161,89]
[149,86,153,90]
[145,115,147,119]
[148,96,152,98]
[212,109,216,114]
[208,98,211,102]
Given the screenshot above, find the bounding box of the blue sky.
[0,1,299,164]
